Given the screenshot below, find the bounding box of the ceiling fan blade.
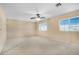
[40,17,45,19]
[30,17,36,19]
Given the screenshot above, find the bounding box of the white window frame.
[59,16,79,32]
[39,22,48,32]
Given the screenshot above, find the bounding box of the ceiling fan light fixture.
[30,13,45,22]
[36,17,41,21]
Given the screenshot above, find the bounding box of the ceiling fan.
[30,13,46,21]
[30,3,62,22]
[56,3,62,7]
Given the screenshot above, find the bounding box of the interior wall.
[7,19,35,39]
[37,10,79,44]
[7,10,79,44]
[0,6,6,53]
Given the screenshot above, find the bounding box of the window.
[59,16,79,31]
[39,22,47,31]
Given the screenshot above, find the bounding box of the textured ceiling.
[1,3,79,22]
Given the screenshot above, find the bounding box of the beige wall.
[7,19,35,39]
[0,6,6,52]
[7,10,79,44]
[37,10,79,44]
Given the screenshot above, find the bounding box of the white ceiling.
[1,3,79,22]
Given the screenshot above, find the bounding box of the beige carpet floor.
[1,36,79,55]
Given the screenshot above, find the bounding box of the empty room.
[0,3,79,55]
